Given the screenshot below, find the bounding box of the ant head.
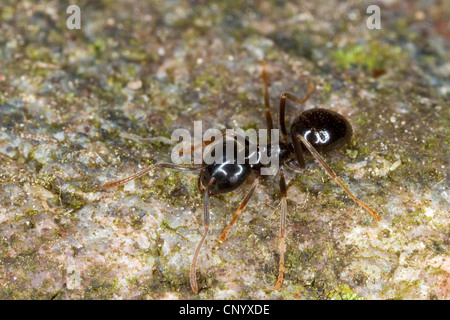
[200,137,253,195]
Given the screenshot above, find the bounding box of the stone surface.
[0,0,448,299]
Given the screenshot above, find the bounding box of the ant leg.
[102,163,203,189]
[190,177,215,294]
[178,130,230,159]
[292,133,306,169]
[286,159,305,173]
[197,175,205,196]
[295,134,382,222]
[219,176,259,242]
[279,86,314,142]
[262,61,274,131]
[180,141,207,157]
[275,169,288,291]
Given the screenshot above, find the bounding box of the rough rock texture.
[0,0,448,299]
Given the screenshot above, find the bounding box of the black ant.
[102,62,382,294]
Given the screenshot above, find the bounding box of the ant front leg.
[219,176,259,242]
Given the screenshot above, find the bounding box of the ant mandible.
[102,62,382,294]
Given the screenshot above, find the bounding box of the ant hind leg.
[294,133,382,222]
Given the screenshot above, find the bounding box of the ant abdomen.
[291,108,353,153]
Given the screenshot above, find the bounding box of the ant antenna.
[102,163,203,189]
[190,177,215,294]
[274,169,288,290]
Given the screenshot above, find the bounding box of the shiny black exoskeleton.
[200,142,252,195]
[292,108,352,153]
[199,107,353,194]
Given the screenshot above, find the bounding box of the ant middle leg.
[262,61,274,131]
[292,132,306,169]
[279,86,315,142]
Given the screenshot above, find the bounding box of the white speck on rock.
[127,79,142,90]
[390,159,401,171]
[67,270,82,290]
